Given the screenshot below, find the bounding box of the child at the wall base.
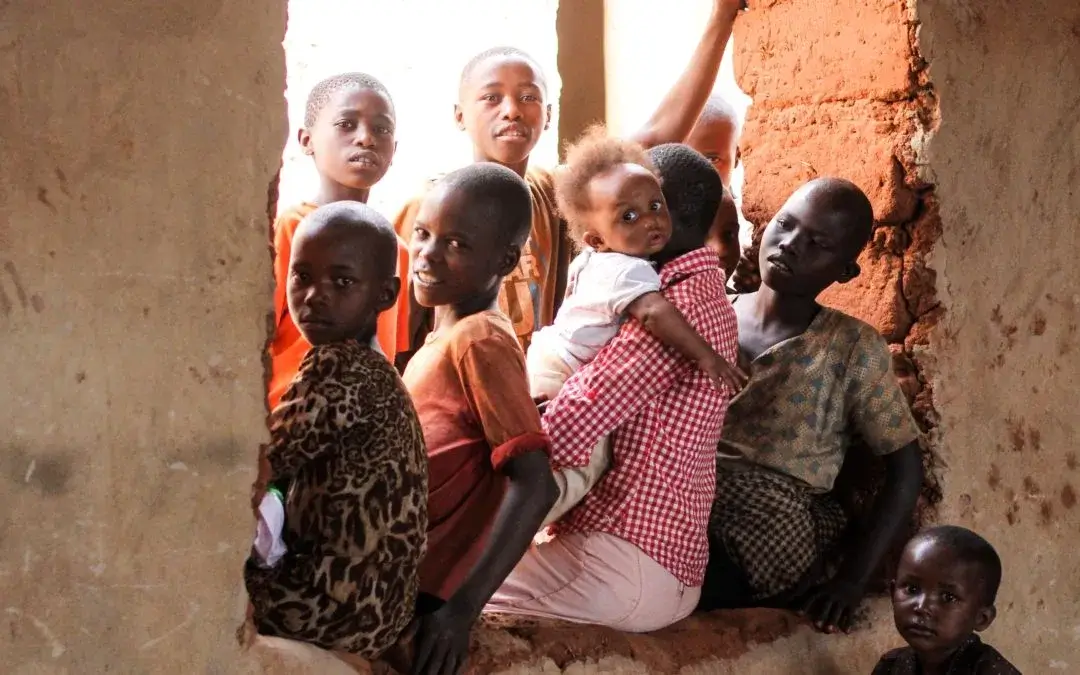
[872,526,1020,675]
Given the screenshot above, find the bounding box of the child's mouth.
[413,270,443,287]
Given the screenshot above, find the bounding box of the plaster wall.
[0,1,285,672]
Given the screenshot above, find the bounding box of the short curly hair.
[554,125,657,242]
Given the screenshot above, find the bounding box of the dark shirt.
[871,635,1021,675]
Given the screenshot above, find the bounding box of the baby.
[529,127,746,525]
[874,526,1020,674]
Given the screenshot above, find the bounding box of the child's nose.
[500,98,523,120]
[353,126,375,146]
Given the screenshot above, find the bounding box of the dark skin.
[736,179,923,633]
[300,87,397,205]
[706,190,741,279]
[455,0,745,178]
[407,183,559,675]
[890,536,996,675]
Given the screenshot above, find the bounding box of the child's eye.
[333,277,355,288]
[622,210,639,223]
[776,218,792,231]
[375,125,393,135]
[520,94,539,103]
[335,120,356,130]
[942,592,958,604]
[649,200,663,211]
[291,270,310,283]
[481,93,500,103]
[904,583,920,595]
[448,238,466,250]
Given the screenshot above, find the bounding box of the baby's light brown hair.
[555,125,658,242]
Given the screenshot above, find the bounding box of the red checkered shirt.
[543,248,737,587]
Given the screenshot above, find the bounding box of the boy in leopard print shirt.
[244,202,428,659]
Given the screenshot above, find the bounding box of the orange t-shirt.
[267,202,411,410]
[401,310,550,601]
[393,167,573,353]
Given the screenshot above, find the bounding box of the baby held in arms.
[528,127,747,525]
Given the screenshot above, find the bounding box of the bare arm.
[803,442,923,633]
[411,451,557,675]
[627,291,747,393]
[627,0,743,149]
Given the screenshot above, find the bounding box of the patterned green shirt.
[718,306,918,492]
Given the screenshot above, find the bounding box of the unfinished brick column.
[735,0,941,430]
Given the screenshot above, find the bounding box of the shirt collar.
[659,247,721,285]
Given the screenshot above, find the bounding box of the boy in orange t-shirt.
[401,164,558,675]
[268,72,411,410]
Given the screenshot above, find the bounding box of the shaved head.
[698,94,740,130]
[295,201,398,281]
[459,46,548,98]
[796,177,874,257]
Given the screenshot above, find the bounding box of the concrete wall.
[278,0,561,219]
[0,1,285,672]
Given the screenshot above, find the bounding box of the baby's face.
[582,163,672,258]
[891,537,995,661]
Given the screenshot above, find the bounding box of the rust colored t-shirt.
[393,167,573,353]
[402,310,550,601]
[267,202,411,410]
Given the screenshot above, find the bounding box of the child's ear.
[454,104,466,131]
[544,103,553,131]
[497,244,522,278]
[973,604,997,633]
[298,128,314,156]
[582,231,604,251]
[838,261,861,284]
[377,277,401,314]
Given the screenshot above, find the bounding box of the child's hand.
[716,0,749,17]
[700,354,749,394]
[799,577,866,634]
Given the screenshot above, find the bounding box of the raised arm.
[628,0,743,149]
[627,291,747,393]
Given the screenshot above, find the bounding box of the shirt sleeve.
[542,317,693,470]
[265,345,350,480]
[272,213,300,329]
[844,329,920,456]
[454,329,550,471]
[605,256,662,315]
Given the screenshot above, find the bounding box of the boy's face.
[687,118,738,186]
[301,87,397,192]
[582,163,672,257]
[455,56,551,169]
[410,185,518,309]
[891,537,996,661]
[706,192,741,278]
[758,184,863,297]
[287,226,398,345]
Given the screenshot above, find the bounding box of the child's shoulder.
[443,311,520,359]
[275,201,318,228]
[869,646,915,674]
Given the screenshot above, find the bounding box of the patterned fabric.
[543,248,738,586]
[719,304,919,492]
[393,168,574,352]
[245,342,428,657]
[709,464,848,600]
[872,636,1022,674]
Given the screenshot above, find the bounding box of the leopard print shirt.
[245,341,428,658]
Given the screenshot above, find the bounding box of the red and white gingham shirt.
[543,248,738,586]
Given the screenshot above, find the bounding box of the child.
[245,202,428,659]
[485,144,739,632]
[874,526,1020,674]
[402,163,559,675]
[268,72,412,409]
[700,178,924,635]
[686,94,757,292]
[394,0,747,360]
[529,129,746,525]
[708,185,742,281]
